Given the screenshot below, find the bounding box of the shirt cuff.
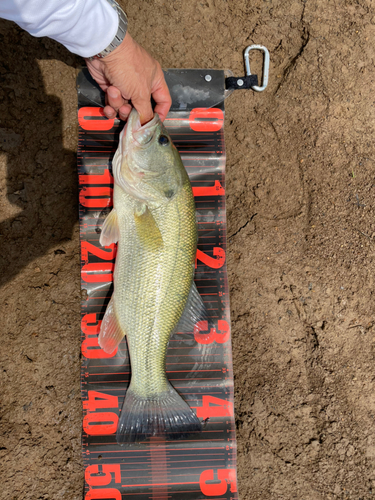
[56,0,120,58]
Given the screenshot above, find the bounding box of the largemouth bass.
[98,109,204,444]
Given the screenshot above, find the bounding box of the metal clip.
[244,45,270,92]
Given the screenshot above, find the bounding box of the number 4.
[195,396,233,419]
[83,391,118,412]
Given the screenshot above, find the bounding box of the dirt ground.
[1,0,375,498]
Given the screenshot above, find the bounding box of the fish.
[98,108,205,444]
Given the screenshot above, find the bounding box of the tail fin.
[116,385,202,444]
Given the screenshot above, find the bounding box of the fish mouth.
[122,109,160,154]
[113,108,161,202]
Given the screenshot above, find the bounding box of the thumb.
[132,96,154,125]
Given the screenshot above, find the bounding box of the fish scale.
[113,178,196,397]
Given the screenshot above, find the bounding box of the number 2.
[195,248,225,269]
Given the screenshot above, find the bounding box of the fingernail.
[140,115,152,125]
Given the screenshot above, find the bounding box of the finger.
[152,81,172,122]
[103,105,116,119]
[107,86,126,112]
[136,102,154,125]
[99,83,110,93]
[119,103,133,122]
[85,59,110,90]
[131,92,154,125]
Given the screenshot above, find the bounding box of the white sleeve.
[0,0,119,58]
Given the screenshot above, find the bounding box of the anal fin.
[98,297,125,354]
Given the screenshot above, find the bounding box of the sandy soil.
[1,0,375,498]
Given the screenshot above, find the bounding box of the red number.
[81,242,116,264]
[81,313,117,359]
[194,319,230,345]
[85,464,121,487]
[83,412,118,435]
[79,186,113,208]
[82,262,114,283]
[83,391,118,412]
[82,313,101,335]
[189,108,224,132]
[199,469,237,496]
[82,334,114,359]
[79,169,113,185]
[78,107,115,131]
[195,248,225,269]
[196,396,233,419]
[192,180,225,197]
[85,488,121,500]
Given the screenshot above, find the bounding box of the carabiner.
[244,45,270,92]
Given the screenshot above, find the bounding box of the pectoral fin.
[99,208,119,247]
[134,204,163,250]
[98,297,125,354]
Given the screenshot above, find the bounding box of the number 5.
[199,468,237,496]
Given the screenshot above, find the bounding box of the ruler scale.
[77,69,238,500]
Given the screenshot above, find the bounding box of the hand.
[85,33,171,124]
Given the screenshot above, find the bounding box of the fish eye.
[158,135,169,146]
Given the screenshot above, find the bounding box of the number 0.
[78,107,115,131]
[85,488,121,500]
[189,108,224,132]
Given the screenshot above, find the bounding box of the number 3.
[194,319,230,345]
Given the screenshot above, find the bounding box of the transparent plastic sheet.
[77,68,238,499]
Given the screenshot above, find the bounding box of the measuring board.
[77,68,238,500]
